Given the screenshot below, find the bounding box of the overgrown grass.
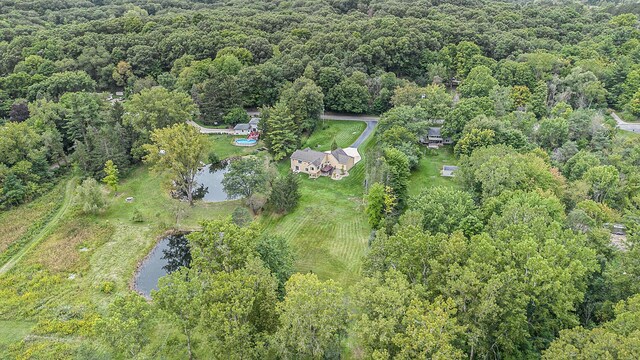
[0,320,34,357]
[0,182,65,260]
[0,165,244,352]
[408,146,461,197]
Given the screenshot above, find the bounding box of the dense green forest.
[1,0,640,359]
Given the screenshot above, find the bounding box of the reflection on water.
[133,233,191,297]
[193,164,238,202]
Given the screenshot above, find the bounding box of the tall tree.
[382,147,410,212]
[273,273,348,359]
[459,65,498,98]
[142,123,206,205]
[96,294,154,358]
[280,77,324,133]
[269,171,300,213]
[262,102,299,161]
[123,86,197,152]
[222,156,269,213]
[153,268,201,360]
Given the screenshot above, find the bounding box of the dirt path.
[0,179,75,275]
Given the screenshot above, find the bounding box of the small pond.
[194,163,238,202]
[133,233,191,297]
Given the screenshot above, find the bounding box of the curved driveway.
[611,112,640,134]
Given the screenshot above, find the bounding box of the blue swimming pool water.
[235,139,257,144]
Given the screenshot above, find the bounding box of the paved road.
[187,121,234,134]
[611,112,640,134]
[349,119,377,148]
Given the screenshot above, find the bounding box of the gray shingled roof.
[428,127,442,137]
[291,148,325,167]
[249,118,260,125]
[234,123,251,130]
[331,148,352,165]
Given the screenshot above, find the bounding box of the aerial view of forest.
[1,0,640,358]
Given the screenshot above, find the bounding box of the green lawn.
[260,121,371,287]
[303,121,366,151]
[0,320,34,357]
[0,120,371,356]
[192,119,229,129]
[205,134,265,160]
[261,163,369,287]
[408,146,460,197]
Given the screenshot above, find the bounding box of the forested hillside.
[1,0,640,359]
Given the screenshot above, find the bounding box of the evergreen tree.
[269,171,300,213]
[101,160,120,193]
[263,102,299,161]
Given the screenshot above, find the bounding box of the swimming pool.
[234,138,258,146]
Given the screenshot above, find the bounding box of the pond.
[133,233,191,298]
[193,163,237,202]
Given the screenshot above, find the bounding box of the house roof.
[249,118,260,125]
[291,148,326,167]
[331,148,353,165]
[234,123,251,130]
[428,127,442,137]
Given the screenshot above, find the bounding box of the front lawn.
[303,121,366,151]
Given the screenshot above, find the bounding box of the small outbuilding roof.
[234,123,251,130]
[441,165,459,177]
[428,127,442,137]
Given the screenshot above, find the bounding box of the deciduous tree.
[142,123,206,205]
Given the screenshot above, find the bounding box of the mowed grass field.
[303,120,366,151]
[261,121,370,287]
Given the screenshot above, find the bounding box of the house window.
[297,160,302,164]
[295,166,299,171]
[310,167,314,170]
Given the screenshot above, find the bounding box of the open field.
[0,120,372,354]
[408,146,460,197]
[0,182,65,263]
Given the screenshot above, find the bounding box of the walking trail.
[0,178,75,275]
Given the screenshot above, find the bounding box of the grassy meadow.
[0,120,458,356]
